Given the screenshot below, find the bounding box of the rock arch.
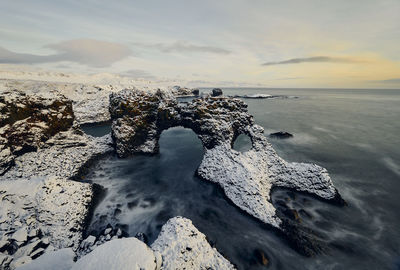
[109,89,253,156]
[109,89,344,253]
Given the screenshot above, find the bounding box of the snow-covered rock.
[169,85,199,97]
[0,89,74,175]
[152,217,235,270]
[109,90,252,157]
[72,238,159,270]
[197,124,341,229]
[0,177,98,268]
[0,77,175,126]
[0,128,113,180]
[16,248,75,270]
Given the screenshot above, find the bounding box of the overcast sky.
[1,0,399,88]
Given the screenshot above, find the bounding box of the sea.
[82,88,400,270]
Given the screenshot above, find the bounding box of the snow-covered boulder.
[152,217,235,270]
[16,248,75,270]
[0,177,98,269]
[72,238,160,270]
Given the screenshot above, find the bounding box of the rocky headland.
[0,79,344,269]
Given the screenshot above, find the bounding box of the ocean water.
[83,88,400,270]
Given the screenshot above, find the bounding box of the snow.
[72,238,159,270]
[198,124,339,228]
[152,217,235,270]
[16,248,75,270]
[0,177,97,268]
[0,130,113,180]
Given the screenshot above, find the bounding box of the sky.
[0,0,400,88]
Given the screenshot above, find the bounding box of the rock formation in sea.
[170,85,200,97]
[1,80,345,268]
[152,217,235,269]
[211,88,223,97]
[269,131,294,139]
[0,86,235,269]
[110,88,344,255]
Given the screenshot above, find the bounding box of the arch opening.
[232,133,252,153]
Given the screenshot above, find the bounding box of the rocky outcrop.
[0,128,113,181]
[211,88,223,97]
[0,177,97,269]
[152,217,234,270]
[269,131,294,139]
[0,90,74,175]
[197,124,344,255]
[110,89,344,254]
[170,85,199,97]
[21,216,235,270]
[77,227,123,257]
[0,97,113,269]
[109,89,252,157]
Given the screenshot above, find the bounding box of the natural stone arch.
[109,89,253,157]
[109,89,345,255]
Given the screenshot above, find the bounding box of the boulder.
[269,131,294,139]
[72,238,159,270]
[152,217,235,269]
[191,88,200,96]
[0,177,99,267]
[211,88,223,97]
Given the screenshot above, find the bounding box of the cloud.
[133,41,230,55]
[0,39,131,67]
[262,56,365,66]
[274,77,305,80]
[373,78,400,84]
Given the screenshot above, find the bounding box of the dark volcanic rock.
[0,91,74,175]
[109,89,252,157]
[191,88,200,96]
[269,131,294,139]
[211,88,223,97]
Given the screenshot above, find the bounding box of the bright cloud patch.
[262,56,366,66]
[0,39,131,67]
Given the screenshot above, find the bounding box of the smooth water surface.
[81,122,111,137]
[84,88,400,270]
